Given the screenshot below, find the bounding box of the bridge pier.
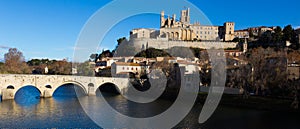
[43,89,54,98]
[88,87,96,96]
[1,89,15,100]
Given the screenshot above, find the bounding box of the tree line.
[0,48,72,75]
[249,25,299,49]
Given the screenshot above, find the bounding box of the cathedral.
[130,8,235,42]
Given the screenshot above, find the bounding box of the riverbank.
[197,93,300,112]
[156,89,300,112]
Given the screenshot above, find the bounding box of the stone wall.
[130,38,238,51]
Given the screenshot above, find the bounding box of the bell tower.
[180,8,190,24]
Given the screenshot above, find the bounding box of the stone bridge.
[0,74,130,100]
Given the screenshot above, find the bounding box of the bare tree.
[3,48,30,74]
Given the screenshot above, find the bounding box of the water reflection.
[53,84,86,98]
[0,84,99,128]
[14,86,41,107]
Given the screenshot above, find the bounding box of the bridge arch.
[14,85,42,98]
[53,81,88,96]
[96,82,121,95]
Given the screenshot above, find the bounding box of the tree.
[98,50,113,59]
[135,48,170,58]
[247,47,287,96]
[76,61,95,76]
[271,26,283,44]
[89,54,98,62]
[283,25,299,49]
[3,48,31,74]
[48,60,71,75]
[283,25,294,41]
[258,30,273,47]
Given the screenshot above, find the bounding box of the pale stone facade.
[158,8,235,41]
[111,62,147,77]
[129,38,237,50]
[234,30,249,39]
[247,26,276,36]
[129,8,234,42]
[128,8,239,50]
[130,28,159,39]
[220,22,235,41]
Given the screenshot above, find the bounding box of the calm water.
[0,85,299,128]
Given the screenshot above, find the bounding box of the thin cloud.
[55,46,88,51]
[0,45,10,49]
[70,46,88,51]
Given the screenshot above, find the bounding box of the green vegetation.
[251,25,299,49]
[135,48,170,58]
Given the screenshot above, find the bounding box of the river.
[0,85,299,128]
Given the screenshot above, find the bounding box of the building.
[247,26,276,36]
[111,62,147,78]
[94,58,117,72]
[234,30,249,39]
[130,28,159,39]
[225,50,243,57]
[220,22,236,41]
[130,8,236,42]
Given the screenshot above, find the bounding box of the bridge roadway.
[0,74,130,100]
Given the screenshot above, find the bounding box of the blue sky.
[0,0,299,61]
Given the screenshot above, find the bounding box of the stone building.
[247,26,276,36]
[234,30,249,39]
[157,8,236,41]
[128,8,239,50]
[130,8,235,41]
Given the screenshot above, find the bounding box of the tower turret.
[160,11,165,28]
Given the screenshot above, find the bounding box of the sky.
[0,0,299,61]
